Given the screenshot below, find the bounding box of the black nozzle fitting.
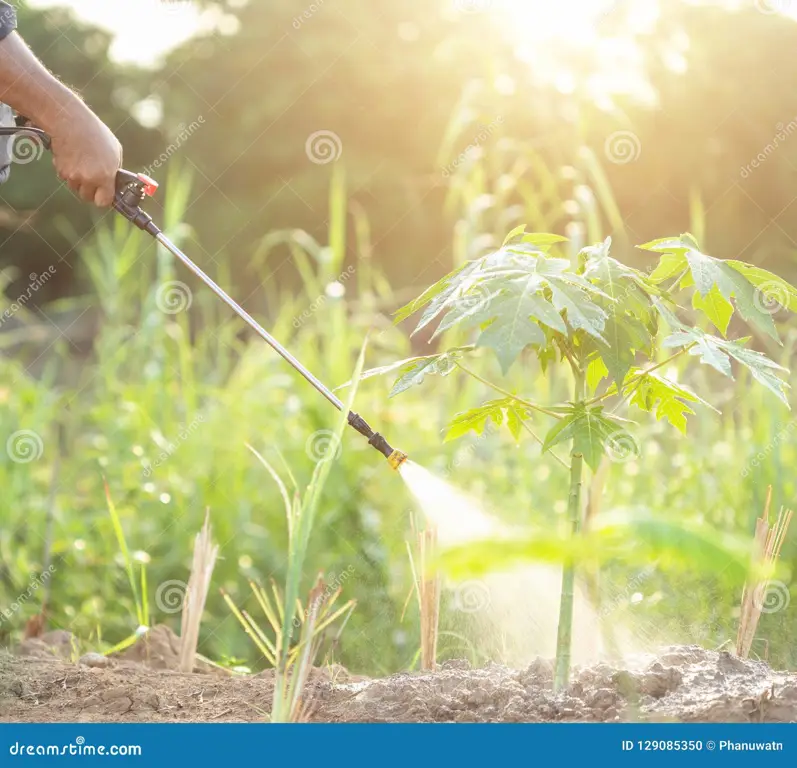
[113,170,161,237]
[347,411,408,470]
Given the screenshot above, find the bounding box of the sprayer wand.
[3,118,407,471]
[113,169,408,471]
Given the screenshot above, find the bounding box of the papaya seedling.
[369,227,797,689]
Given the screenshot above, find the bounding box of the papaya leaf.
[345,347,473,397]
[641,235,779,342]
[648,251,688,283]
[586,356,609,394]
[691,285,733,336]
[593,512,752,583]
[387,350,463,397]
[628,369,717,433]
[549,282,608,343]
[476,285,547,373]
[444,398,529,442]
[502,226,568,249]
[727,261,797,313]
[638,236,692,254]
[542,404,634,469]
[441,513,752,585]
[658,309,790,405]
[393,259,479,327]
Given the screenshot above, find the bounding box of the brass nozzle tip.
[387,449,408,471]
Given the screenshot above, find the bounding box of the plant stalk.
[554,367,586,691]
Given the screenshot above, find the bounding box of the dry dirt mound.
[2,637,795,723]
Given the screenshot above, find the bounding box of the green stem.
[553,367,586,692]
[455,362,564,420]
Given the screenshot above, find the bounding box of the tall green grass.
[0,150,795,672]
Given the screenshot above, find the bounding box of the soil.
[1,626,795,723]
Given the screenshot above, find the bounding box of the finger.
[94,183,114,208]
[67,179,81,195]
[78,183,97,203]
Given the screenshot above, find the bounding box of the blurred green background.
[0,0,795,674]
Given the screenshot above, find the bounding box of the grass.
[1,154,796,674]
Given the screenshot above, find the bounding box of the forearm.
[0,31,85,134]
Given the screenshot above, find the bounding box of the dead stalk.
[736,487,792,659]
[405,517,440,671]
[178,510,219,673]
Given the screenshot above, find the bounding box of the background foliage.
[0,0,795,674]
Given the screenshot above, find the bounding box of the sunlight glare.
[490,0,662,106]
[27,0,204,65]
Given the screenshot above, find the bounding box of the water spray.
[3,123,407,470]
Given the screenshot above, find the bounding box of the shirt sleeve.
[0,2,17,42]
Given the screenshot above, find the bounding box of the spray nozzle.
[347,411,408,470]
